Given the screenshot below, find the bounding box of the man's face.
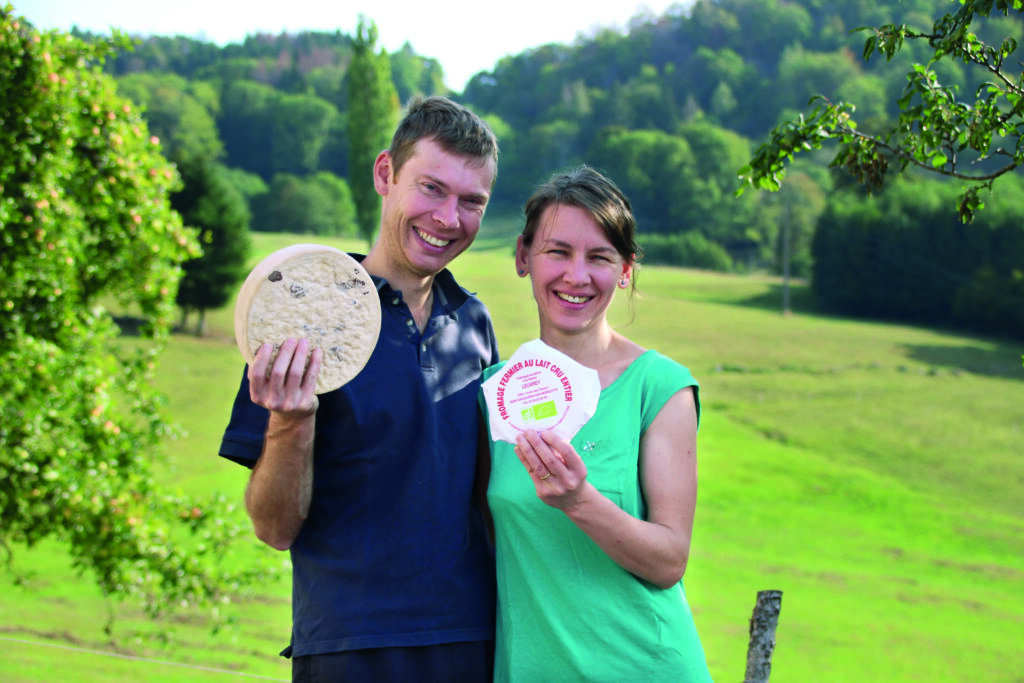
[374,137,496,279]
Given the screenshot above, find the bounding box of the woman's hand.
[512,388,699,589]
[514,429,591,510]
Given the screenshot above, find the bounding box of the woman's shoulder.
[626,347,694,378]
[482,360,508,382]
[643,349,693,374]
[620,350,700,431]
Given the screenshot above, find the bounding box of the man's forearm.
[244,412,316,550]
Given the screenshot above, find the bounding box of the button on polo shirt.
[382,277,468,378]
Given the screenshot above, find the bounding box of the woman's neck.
[541,324,618,367]
[540,325,644,387]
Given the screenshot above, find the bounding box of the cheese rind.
[234,244,381,394]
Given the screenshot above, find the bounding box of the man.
[219,96,499,682]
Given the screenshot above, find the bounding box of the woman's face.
[516,203,632,340]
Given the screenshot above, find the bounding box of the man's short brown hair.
[388,96,499,185]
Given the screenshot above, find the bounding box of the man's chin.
[416,243,469,271]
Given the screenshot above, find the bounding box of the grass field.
[2,221,1022,682]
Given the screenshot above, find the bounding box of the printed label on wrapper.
[482,339,600,444]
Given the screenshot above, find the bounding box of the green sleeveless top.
[483,350,713,682]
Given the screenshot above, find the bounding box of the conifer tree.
[347,16,399,245]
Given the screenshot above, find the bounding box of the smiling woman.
[519,203,632,343]
[481,165,714,682]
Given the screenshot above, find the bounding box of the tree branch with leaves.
[738,0,1024,223]
[1,6,272,623]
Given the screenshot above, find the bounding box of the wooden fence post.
[744,589,783,683]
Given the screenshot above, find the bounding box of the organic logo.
[521,400,557,423]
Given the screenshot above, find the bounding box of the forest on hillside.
[31,0,1024,339]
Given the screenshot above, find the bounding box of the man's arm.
[474,413,494,543]
[244,338,322,551]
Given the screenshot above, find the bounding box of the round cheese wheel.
[234,243,381,394]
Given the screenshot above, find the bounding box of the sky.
[15,0,687,92]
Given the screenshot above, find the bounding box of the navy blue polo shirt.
[219,263,499,658]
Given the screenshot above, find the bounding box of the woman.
[481,166,713,682]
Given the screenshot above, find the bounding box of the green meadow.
[2,221,1022,682]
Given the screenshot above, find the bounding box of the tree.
[347,15,399,245]
[270,91,340,175]
[116,72,224,168]
[251,172,358,236]
[810,175,1024,337]
[172,160,252,335]
[390,41,448,101]
[677,121,777,265]
[588,127,698,236]
[0,9,263,619]
[219,79,279,180]
[739,1,1024,223]
[768,169,828,280]
[218,165,269,204]
[116,71,252,337]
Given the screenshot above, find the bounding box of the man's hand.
[248,338,323,418]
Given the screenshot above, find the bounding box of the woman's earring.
[619,278,629,288]
[518,269,526,276]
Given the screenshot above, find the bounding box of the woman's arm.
[514,387,698,588]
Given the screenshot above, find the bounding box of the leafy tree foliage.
[117,72,224,168]
[305,61,347,109]
[251,172,357,237]
[47,0,1024,337]
[676,121,777,263]
[588,127,698,235]
[219,80,340,181]
[172,160,252,335]
[0,9,262,616]
[586,125,776,266]
[103,32,222,77]
[219,79,279,179]
[318,112,351,179]
[117,71,252,337]
[218,165,269,203]
[347,16,399,245]
[812,176,1024,336]
[390,42,448,100]
[739,1,1024,223]
[639,231,734,271]
[272,92,341,175]
[764,169,828,279]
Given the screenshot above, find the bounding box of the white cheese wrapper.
[482,339,600,444]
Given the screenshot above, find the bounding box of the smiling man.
[219,96,500,683]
